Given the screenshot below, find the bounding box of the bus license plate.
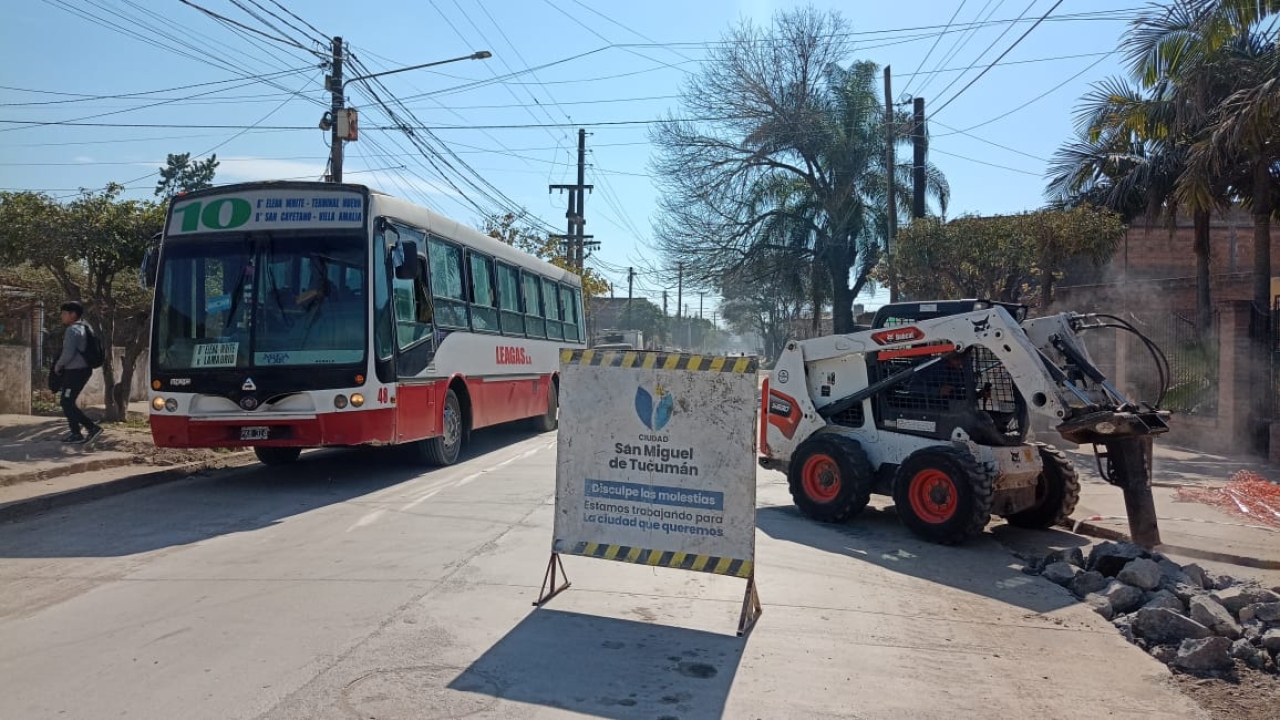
[240,426,270,441]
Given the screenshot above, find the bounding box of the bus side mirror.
[140,247,159,289]
[393,240,420,280]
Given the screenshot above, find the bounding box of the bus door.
[389,237,440,442]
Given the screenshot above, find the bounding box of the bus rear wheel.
[417,389,464,466]
[530,381,558,433]
[254,446,301,466]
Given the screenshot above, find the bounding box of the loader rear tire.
[1002,444,1080,529]
[893,446,992,545]
[788,434,873,523]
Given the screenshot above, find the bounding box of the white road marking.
[346,509,386,532]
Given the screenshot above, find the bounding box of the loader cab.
[871,299,1028,329]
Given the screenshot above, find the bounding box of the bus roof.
[171,181,581,288]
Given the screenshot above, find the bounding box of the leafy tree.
[154,152,219,198]
[718,250,812,361]
[886,206,1125,307]
[651,8,947,334]
[0,185,163,420]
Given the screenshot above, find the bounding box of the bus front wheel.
[417,389,464,466]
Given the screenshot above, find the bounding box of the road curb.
[0,455,137,488]
[0,452,255,524]
[1062,517,1280,571]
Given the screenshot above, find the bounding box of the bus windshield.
[154,232,368,371]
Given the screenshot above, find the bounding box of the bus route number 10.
[174,198,252,232]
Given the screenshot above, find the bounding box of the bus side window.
[496,261,524,336]
[522,270,546,339]
[468,251,499,333]
[542,277,563,340]
[560,284,580,343]
[427,236,468,329]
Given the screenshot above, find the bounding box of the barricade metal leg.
[736,573,762,637]
[534,553,571,606]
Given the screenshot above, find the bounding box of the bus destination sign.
[167,189,366,236]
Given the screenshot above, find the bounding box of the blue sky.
[0,0,1139,317]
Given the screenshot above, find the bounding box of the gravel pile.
[1025,541,1280,675]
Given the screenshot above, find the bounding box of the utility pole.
[550,129,594,273]
[327,37,345,183]
[676,262,684,349]
[662,290,668,317]
[626,267,635,328]
[912,96,926,219]
[327,46,489,183]
[698,291,704,320]
[884,66,898,302]
[685,304,692,349]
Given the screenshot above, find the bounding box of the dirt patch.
[94,415,233,467]
[1171,662,1280,719]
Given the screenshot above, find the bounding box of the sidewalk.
[1063,442,1280,586]
[0,413,136,486]
[0,403,253,522]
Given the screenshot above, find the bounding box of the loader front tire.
[1002,444,1080,529]
[893,446,992,545]
[788,434,873,523]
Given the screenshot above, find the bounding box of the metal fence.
[1125,310,1218,415]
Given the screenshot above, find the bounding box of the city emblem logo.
[634,384,675,431]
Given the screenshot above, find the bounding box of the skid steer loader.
[759,300,1170,544]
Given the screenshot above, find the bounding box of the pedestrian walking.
[52,301,103,444]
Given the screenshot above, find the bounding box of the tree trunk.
[1252,160,1272,319]
[830,267,854,335]
[1193,208,1212,341]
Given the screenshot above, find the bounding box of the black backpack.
[81,323,105,369]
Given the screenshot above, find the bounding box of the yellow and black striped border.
[561,350,757,374]
[562,541,753,578]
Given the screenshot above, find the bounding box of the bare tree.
[651,8,947,333]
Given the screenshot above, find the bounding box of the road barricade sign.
[535,349,762,635]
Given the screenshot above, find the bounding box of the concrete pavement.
[0,427,1204,719]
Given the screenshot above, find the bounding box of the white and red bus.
[146,181,585,466]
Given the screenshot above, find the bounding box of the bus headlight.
[165,398,178,412]
[152,396,166,412]
[334,394,349,409]
[350,393,365,407]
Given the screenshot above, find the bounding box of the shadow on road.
[756,501,1090,614]
[0,424,546,559]
[448,608,743,720]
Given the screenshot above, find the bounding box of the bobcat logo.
[971,316,991,333]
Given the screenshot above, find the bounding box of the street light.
[325,43,492,183]
[342,50,492,89]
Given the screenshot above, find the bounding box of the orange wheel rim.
[801,454,841,502]
[909,469,958,523]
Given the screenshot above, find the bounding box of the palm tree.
[1045,77,1220,336]
[1125,0,1279,321]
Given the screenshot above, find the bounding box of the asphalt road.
[0,427,1204,719]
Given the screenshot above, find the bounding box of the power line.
[929,119,1047,161]
[932,51,1115,135]
[932,0,1068,117]
[930,147,1039,175]
[903,0,968,98]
